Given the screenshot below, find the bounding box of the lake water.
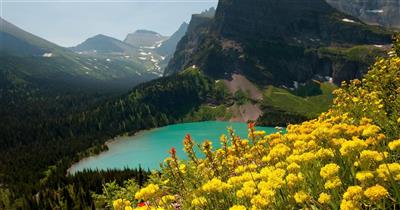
[69,121,279,173]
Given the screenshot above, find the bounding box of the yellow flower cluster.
[202,178,232,193]
[229,205,246,210]
[191,196,207,207]
[110,35,400,210]
[389,139,400,150]
[134,184,159,200]
[113,199,132,210]
[364,184,388,201]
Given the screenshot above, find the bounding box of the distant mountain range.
[70,24,189,77]
[0,16,190,93]
[326,0,400,29]
[70,34,139,54]
[0,18,160,92]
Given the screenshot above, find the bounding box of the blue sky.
[2,0,218,47]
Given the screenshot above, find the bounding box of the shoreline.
[66,120,274,175]
[67,128,153,175]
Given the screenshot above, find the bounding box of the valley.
[0,0,399,209]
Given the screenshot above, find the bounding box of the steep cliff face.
[165,0,392,86]
[156,22,188,56]
[214,0,389,45]
[326,0,400,29]
[164,10,216,76]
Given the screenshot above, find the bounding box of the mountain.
[0,4,396,208]
[0,17,66,56]
[124,29,168,48]
[163,0,394,128]
[326,0,400,29]
[156,22,189,56]
[164,8,216,76]
[70,34,139,54]
[165,0,392,86]
[71,24,190,78]
[0,18,157,91]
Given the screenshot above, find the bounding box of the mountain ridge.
[0,17,67,56]
[156,22,189,56]
[326,0,400,29]
[70,34,139,54]
[124,29,168,48]
[165,0,392,86]
[0,18,157,91]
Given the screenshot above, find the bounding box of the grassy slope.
[262,82,337,118]
[318,45,387,62]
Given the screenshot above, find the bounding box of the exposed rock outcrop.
[165,0,393,86]
[326,0,400,29]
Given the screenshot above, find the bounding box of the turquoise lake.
[69,121,279,173]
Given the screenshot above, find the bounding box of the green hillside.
[262,82,337,118]
[0,18,157,91]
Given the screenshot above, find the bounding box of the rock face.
[163,9,216,76]
[165,0,393,86]
[214,0,388,44]
[326,0,400,29]
[156,22,188,56]
[124,30,168,48]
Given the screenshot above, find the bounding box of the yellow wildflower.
[364,184,388,201]
[265,143,291,162]
[343,186,363,201]
[259,189,275,199]
[352,97,360,103]
[160,195,175,204]
[360,117,372,125]
[320,163,340,179]
[340,200,360,210]
[253,130,266,136]
[361,125,381,137]
[318,192,331,204]
[359,150,384,162]
[179,164,187,173]
[388,139,400,150]
[251,195,268,207]
[229,205,247,210]
[133,207,147,210]
[294,191,309,204]
[355,171,374,183]
[285,173,304,188]
[113,199,123,210]
[237,181,257,198]
[134,184,159,200]
[376,163,400,181]
[286,162,300,173]
[324,177,342,190]
[191,197,207,207]
[202,178,232,193]
[267,169,286,189]
[340,138,368,156]
[316,148,334,159]
[330,138,346,148]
